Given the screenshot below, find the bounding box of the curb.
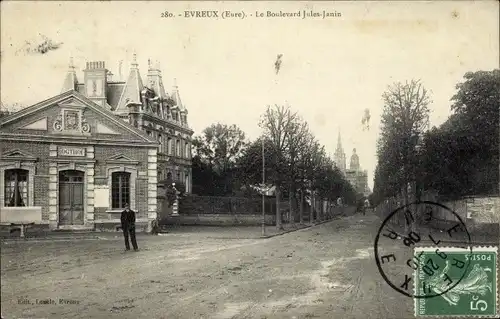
[258,218,337,239]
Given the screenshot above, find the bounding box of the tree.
[192,123,248,195]
[451,70,499,146]
[419,70,499,198]
[0,102,25,119]
[259,104,302,229]
[375,79,431,230]
[191,155,221,196]
[192,123,247,171]
[0,110,10,119]
[283,115,310,224]
[234,137,278,193]
[294,131,319,223]
[450,70,499,189]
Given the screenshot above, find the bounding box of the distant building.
[0,56,193,232]
[334,130,370,197]
[345,148,369,196]
[333,130,346,174]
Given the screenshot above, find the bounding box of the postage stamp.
[414,246,498,318]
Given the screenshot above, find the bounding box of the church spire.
[336,129,343,152]
[334,127,346,173]
[61,57,79,93]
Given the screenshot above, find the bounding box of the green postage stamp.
[414,246,498,317]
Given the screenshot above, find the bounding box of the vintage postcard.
[1,1,498,318]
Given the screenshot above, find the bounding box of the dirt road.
[1,214,413,319]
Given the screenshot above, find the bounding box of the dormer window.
[146,130,152,136]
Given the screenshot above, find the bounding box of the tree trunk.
[276,187,282,230]
[403,182,411,234]
[310,192,314,224]
[320,199,324,221]
[288,185,293,225]
[299,189,304,224]
[318,198,322,222]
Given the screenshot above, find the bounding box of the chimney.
[83,60,108,107]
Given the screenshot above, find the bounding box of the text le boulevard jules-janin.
[256,10,341,19]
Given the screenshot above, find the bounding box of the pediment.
[1,149,37,161]
[1,90,156,144]
[19,117,48,131]
[95,122,120,135]
[58,97,86,108]
[105,153,139,165]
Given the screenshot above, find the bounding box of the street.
[2,214,413,319]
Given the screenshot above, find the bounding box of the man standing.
[120,204,139,251]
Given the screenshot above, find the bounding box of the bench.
[0,207,43,238]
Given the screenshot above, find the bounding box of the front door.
[59,170,84,225]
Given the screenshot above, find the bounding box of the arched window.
[111,172,130,209]
[4,169,28,207]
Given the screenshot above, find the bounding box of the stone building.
[333,131,369,197]
[0,56,193,232]
[345,148,369,196]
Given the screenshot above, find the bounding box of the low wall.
[159,205,356,226]
[465,196,500,223]
[375,194,499,239]
[160,214,276,226]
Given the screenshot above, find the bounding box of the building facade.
[333,131,370,197]
[345,148,370,196]
[0,56,194,232]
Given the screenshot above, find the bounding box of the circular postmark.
[374,200,472,298]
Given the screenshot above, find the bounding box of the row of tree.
[191,105,358,227]
[372,70,499,206]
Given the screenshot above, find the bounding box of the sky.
[1,1,499,190]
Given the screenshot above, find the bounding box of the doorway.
[59,170,85,225]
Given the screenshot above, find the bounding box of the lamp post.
[261,136,266,236]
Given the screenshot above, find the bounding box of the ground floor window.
[111,172,130,209]
[4,169,29,207]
